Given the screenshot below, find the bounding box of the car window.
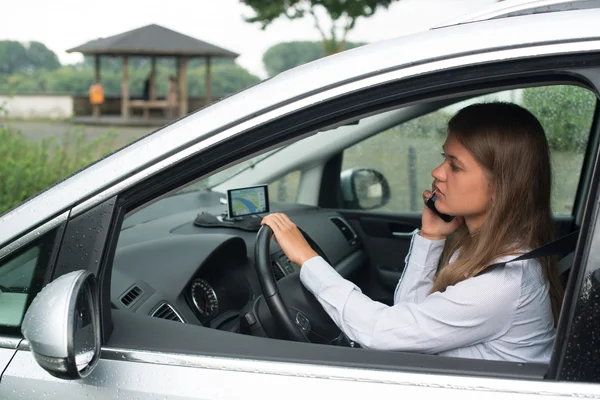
[174,149,282,196]
[340,85,596,215]
[0,230,58,335]
[268,170,302,203]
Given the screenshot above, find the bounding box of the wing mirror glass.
[22,270,100,380]
[340,168,391,210]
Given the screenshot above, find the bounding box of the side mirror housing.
[21,270,101,380]
[340,168,391,210]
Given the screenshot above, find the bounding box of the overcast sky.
[2,0,511,78]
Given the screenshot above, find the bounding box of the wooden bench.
[129,100,176,119]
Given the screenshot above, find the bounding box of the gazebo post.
[205,56,212,105]
[93,55,101,119]
[150,56,157,101]
[177,56,189,117]
[121,55,130,120]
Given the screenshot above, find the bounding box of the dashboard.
[111,189,365,332]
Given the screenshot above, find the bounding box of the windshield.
[172,148,281,195]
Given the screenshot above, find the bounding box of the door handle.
[392,228,419,237]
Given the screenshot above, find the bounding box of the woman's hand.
[261,213,318,266]
[421,189,463,240]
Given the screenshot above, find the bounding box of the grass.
[0,123,123,214]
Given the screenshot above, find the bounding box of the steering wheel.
[254,225,345,344]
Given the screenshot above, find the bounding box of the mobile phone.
[425,192,455,223]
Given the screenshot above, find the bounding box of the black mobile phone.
[425,192,455,223]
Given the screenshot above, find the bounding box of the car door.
[4,73,596,400]
[329,86,597,305]
[3,10,600,399]
[0,215,66,393]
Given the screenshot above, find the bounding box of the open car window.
[341,85,597,215]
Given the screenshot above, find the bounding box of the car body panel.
[0,337,21,385]
[2,10,600,248]
[2,346,600,399]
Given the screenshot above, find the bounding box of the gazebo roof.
[67,24,239,58]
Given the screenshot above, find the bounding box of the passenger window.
[524,86,596,214]
[0,231,57,334]
[341,85,596,215]
[269,170,302,203]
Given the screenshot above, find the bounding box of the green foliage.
[26,42,61,71]
[241,0,395,27]
[0,41,28,74]
[0,64,260,98]
[523,86,597,152]
[240,0,395,54]
[0,124,119,214]
[82,55,235,70]
[187,64,262,96]
[0,40,60,74]
[263,41,365,77]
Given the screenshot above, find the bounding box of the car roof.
[434,0,600,28]
[2,9,600,247]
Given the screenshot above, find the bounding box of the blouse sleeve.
[393,232,446,305]
[299,250,522,353]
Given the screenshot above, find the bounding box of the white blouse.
[299,232,556,362]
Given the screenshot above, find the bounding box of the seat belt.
[476,230,579,277]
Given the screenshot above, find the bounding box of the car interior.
[103,72,599,380]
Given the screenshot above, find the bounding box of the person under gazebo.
[167,75,178,118]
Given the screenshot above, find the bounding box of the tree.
[25,42,61,71]
[240,0,396,55]
[0,41,60,74]
[0,41,29,74]
[263,40,365,76]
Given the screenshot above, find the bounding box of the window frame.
[93,57,600,382]
[0,213,67,337]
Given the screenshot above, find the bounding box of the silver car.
[1,1,600,398]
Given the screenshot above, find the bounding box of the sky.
[1,0,511,78]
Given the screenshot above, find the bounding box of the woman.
[167,76,178,118]
[261,102,564,363]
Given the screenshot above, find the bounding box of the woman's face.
[431,133,493,231]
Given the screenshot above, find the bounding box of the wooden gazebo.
[67,24,239,120]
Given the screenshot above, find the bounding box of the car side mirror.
[340,168,391,210]
[21,270,101,380]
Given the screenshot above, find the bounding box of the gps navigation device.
[226,184,270,219]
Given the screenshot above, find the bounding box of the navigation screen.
[226,185,270,218]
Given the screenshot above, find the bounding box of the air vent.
[151,302,185,323]
[120,285,144,308]
[330,217,358,246]
[271,261,285,281]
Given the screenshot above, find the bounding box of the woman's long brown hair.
[429,102,564,325]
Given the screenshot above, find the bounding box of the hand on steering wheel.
[261,213,318,266]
